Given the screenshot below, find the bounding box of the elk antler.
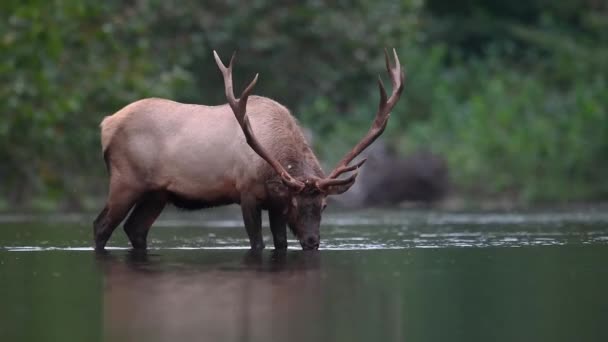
[319,48,405,193]
[315,159,366,192]
[214,51,305,191]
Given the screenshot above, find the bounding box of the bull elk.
[94,49,404,250]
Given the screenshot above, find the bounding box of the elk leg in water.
[123,191,166,249]
[269,207,288,250]
[94,179,142,250]
[241,196,265,250]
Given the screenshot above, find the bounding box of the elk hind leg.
[123,191,166,250]
[93,181,142,251]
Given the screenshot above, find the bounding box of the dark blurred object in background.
[332,140,448,208]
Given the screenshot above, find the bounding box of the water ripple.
[1,210,607,251]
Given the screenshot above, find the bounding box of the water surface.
[1,209,607,341]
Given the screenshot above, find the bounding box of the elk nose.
[303,236,320,250]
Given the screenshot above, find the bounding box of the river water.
[1,208,607,341]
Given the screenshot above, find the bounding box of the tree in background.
[1,0,606,210]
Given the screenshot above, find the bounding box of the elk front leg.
[269,207,288,250]
[241,197,265,250]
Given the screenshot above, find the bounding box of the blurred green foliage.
[0,0,606,210]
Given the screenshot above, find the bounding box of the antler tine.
[326,49,405,180]
[327,158,367,180]
[213,51,304,191]
[316,171,359,192]
[213,51,259,117]
[384,48,392,77]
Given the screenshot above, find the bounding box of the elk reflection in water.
[98,251,324,342]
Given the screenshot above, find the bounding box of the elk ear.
[266,180,291,200]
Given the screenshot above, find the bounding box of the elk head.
[214,49,405,250]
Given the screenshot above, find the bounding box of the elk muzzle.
[300,234,320,250]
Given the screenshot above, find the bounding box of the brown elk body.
[93,50,404,250]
